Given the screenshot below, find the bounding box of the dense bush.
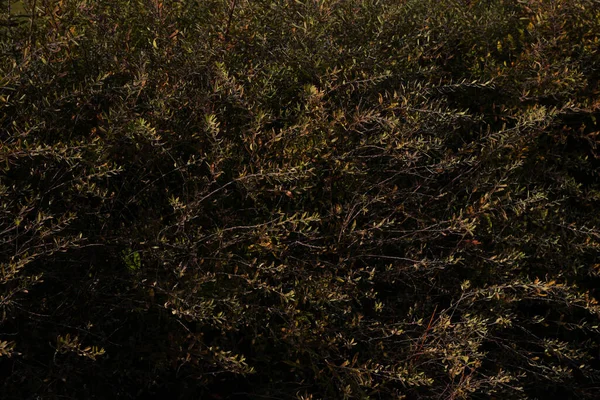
[1,0,600,398]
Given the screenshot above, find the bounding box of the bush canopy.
[1,0,600,398]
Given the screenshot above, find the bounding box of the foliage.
[1,0,600,398]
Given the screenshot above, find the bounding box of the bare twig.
[223,0,238,45]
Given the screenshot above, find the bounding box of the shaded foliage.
[1,0,600,398]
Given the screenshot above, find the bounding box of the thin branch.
[223,0,238,46]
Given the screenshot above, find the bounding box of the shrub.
[1,0,600,398]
